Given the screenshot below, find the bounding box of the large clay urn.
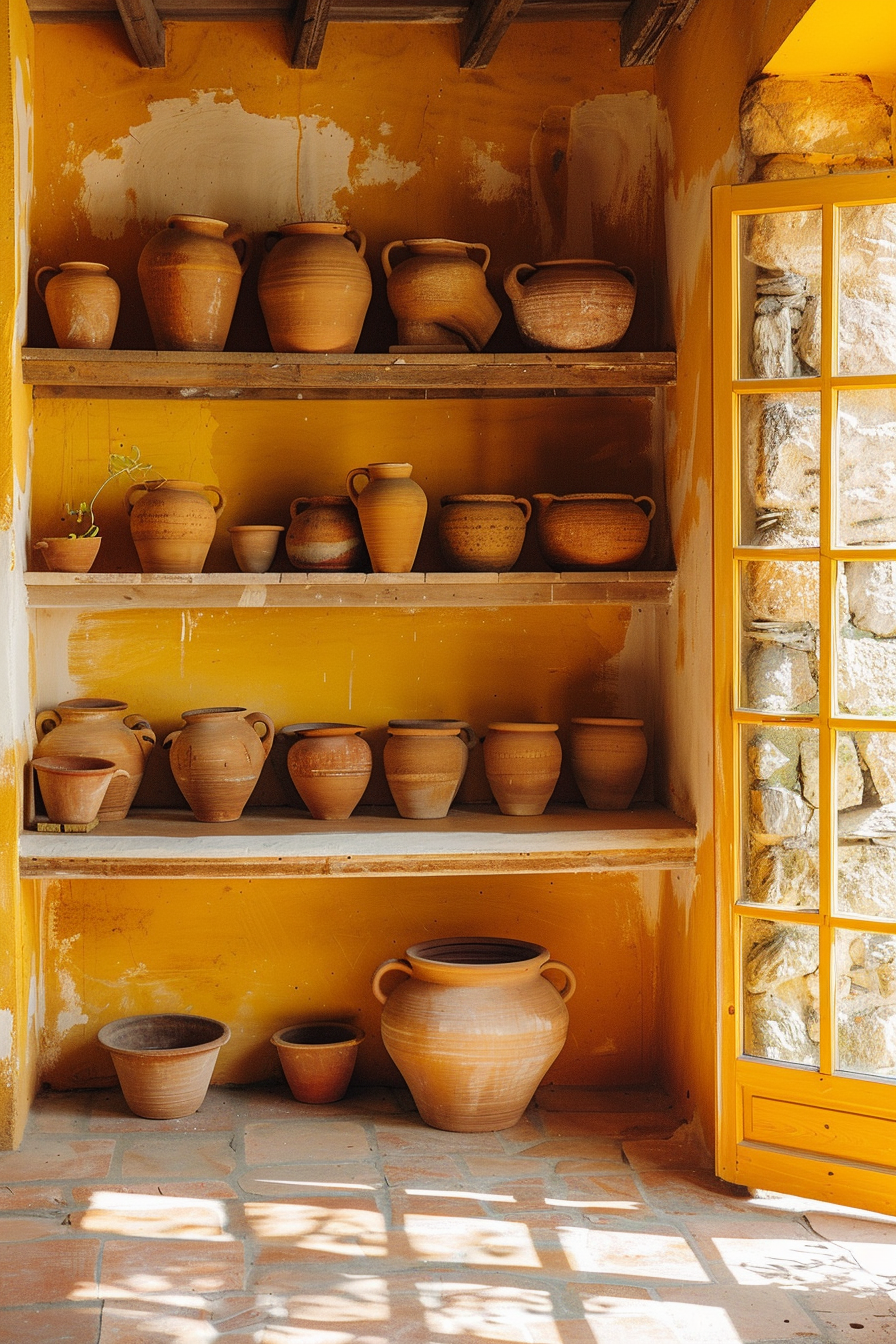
[504,260,636,351]
[286,723,372,820]
[138,215,250,352]
[384,720,478,819]
[533,493,655,571]
[346,463,427,573]
[571,717,648,810]
[164,707,274,823]
[35,262,120,349]
[382,239,501,351]
[34,698,156,821]
[286,496,365,572]
[483,722,561,816]
[372,936,576,1132]
[438,495,531,572]
[126,479,226,573]
[258,223,372,354]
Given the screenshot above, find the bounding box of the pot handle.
[36,708,61,738]
[34,266,59,304]
[110,768,130,782]
[466,242,491,272]
[124,714,156,758]
[125,482,149,515]
[290,497,312,519]
[513,497,532,524]
[346,228,367,259]
[264,230,281,254]
[224,227,252,277]
[372,958,412,1004]
[542,960,576,1001]
[617,264,637,296]
[503,263,537,304]
[34,540,48,551]
[346,467,370,506]
[634,495,656,522]
[456,723,479,750]
[162,729,181,750]
[204,485,227,517]
[381,240,404,279]
[245,711,275,756]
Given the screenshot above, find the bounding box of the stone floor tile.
[120,1136,238,1179]
[637,1168,755,1215]
[0,1138,114,1182]
[239,1162,383,1197]
[805,1212,896,1286]
[0,1185,69,1212]
[97,1300,213,1343]
[71,1190,232,1238]
[27,1092,92,1134]
[622,1122,714,1173]
[536,1086,674,1114]
[99,1237,245,1296]
[657,1284,818,1340]
[691,1220,882,1291]
[556,1172,646,1214]
[541,1112,679,1139]
[0,1305,102,1343]
[463,1155,554,1182]
[371,1120,505,1156]
[807,1311,896,1343]
[519,1139,624,1163]
[382,1157,468,1188]
[392,1210,545,1268]
[87,1087,240,1132]
[555,1156,629,1174]
[0,1238,101,1306]
[557,1222,712,1281]
[0,1215,68,1240]
[72,1181,238,1203]
[244,1119,373,1165]
[578,1294,680,1344]
[386,1190,501,1221]
[239,1198,387,1260]
[496,1117,546,1149]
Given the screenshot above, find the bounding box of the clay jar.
[286,497,364,572]
[571,717,648,810]
[98,1014,231,1119]
[483,722,562,816]
[346,463,427,574]
[34,262,120,349]
[229,525,284,574]
[33,756,128,825]
[34,698,156,821]
[286,724,372,820]
[138,215,250,352]
[384,720,478,819]
[126,479,226,573]
[504,260,636,351]
[533,493,655,570]
[258,223,372,353]
[382,239,501,350]
[34,536,102,573]
[164,707,274,823]
[372,936,576,1132]
[272,1023,365,1104]
[438,495,531,572]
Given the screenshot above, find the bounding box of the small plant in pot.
[34,446,153,573]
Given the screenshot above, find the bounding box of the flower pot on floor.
[272,1022,365,1103]
[97,1014,231,1119]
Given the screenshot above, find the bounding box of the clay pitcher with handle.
[382,239,501,350]
[346,463,427,573]
[126,479,226,573]
[164,707,274,823]
[35,262,120,349]
[504,259,636,351]
[138,215,251,352]
[34,698,156,821]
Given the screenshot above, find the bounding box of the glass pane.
[740,210,822,380]
[838,204,896,376]
[839,561,896,716]
[743,725,819,911]
[836,929,896,1079]
[739,393,820,546]
[838,390,896,547]
[838,728,896,919]
[742,917,820,1066]
[741,559,819,713]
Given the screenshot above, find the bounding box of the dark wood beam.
[28,0,630,22]
[619,0,700,65]
[459,0,525,67]
[113,0,166,64]
[288,0,331,66]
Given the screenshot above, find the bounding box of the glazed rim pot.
[570,717,648,811]
[258,222,372,354]
[372,937,576,1132]
[271,1022,365,1104]
[346,462,427,574]
[381,238,501,351]
[533,493,656,571]
[286,496,365,572]
[384,720,478,820]
[438,495,532,573]
[137,214,251,353]
[98,1014,231,1119]
[285,723,372,821]
[34,698,156,821]
[164,706,275,823]
[34,261,120,350]
[504,259,637,352]
[32,755,128,825]
[126,479,226,575]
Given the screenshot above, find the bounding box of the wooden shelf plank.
[18,804,697,878]
[21,348,676,400]
[27,0,629,22]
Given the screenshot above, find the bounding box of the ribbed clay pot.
[229,525,284,573]
[32,755,128,825]
[126,479,226,573]
[286,724,372,820]
[384,720,477,819]
[438,495,531,572]
[346,463,427,574]
[571,717,648,810]
[286,497,364,572]
[483,722,561,816]
[138,215,250,352]
[382,238,501,350]
[98,1014,231,1119]
[504,259,636,351]
[272,1022,365,1103]
[372,936,576,1132]
[34,262,120,349]
[34,698,156,821]
[33,536,102,573]
[259,223,372,354]
[164,706,274,823]
[533,493,655,571]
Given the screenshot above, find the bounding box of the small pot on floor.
[272,1022,364,1103]
[98,1013,231,1119]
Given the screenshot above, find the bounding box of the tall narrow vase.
[346,463,427,573]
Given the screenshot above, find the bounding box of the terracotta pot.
[259,223,372,354]
[229,525,284,573]
[372,936,575,1132]
[483,722,561,816]
[126,479,226,574]
[382,238,501,351]
[504,259,636,351]
[384,720,478,819]
[34,698,156,821]
[137,214,250,352]
[286,496,364,572]
[533,493,655,570]
[32,755,128,825]
[164,706,274,823]
[34,262,120,349]
[346,463,427,574]
[571,717,648,810]
[33,536,102,573]
[286,724,372,820]
[272,1022,365,1103]
[98,1014,230,1119]
[438,495,531,572]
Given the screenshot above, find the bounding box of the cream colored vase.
[164,707,274,823]
[346,463,427,573]
[126,479,226,574]
[504,259,636,351]
[372,936,576,1132]
[34,698,156,821]
[259,223,372,353]
[382,238,501,350]
[570,717,648,810]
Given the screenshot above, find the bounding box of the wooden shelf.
[25,570,677,609]
[18,804,697,879]
[21,348,677,400]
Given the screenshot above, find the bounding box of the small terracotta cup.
[272,1022,365,1103]
[229,525,284,573]
[32,755,128,824]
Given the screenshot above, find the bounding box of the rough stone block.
[744,559,818,624]
[750,785,813,844]
[838,633,896,716]
[838,1001,896,1075]
[741,76,892,160]
[745,990,818,1065]
[799,734,863,810]
[744,395,819,515]
[746,643,817,712]
[839,394,896,543]
[744,921,818,994]
[858,731,896,803]
[756,155,892,181]
[838,842,896,919]
[749,843,818,908]
[752,308,793,377]
[748,736,792,783]
[846,563,896,638]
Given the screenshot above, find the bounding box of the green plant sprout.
[64,446,153,538]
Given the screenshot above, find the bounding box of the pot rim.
[38,535,102,545]
[532,493,636,503]
[140,479,208,492]
[280,722,364,737]
[32,754,118,776]
[290,495,353,507]
[98,1013,231,1057]
[487,722,559,733]
[272,1022,365,1048]
[181,706,248,719]
[572,716,644,727]
[228,525,285,533]
[274,221,349,235]
[166,213,229,230]
[440,494,520,505]
[405,935,549,969]
[57,698,128,712]
[57,261,111,272]
[387,719,465,735]
[528,259,620,270]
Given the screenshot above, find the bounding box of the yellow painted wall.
[765,0,896,75]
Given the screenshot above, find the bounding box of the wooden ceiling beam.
[28,0,630,21]
[619,0,700,65]
[288,0,331,66]
[459,0,526,67]
[113,0,166,64]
